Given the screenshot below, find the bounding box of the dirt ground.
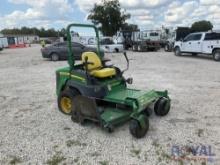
[0,45,219,165]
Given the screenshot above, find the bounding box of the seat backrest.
[82,52,102,70]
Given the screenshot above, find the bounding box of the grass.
[201,161,206,165]
[46,153,66,165]
[197,129,204,137]
[9,156,22,165]
[66,139,87,147]
[152,140,173,164]
[152,140,160,148]
[53,145,59,149]
[90,151,101,157]
[73,157,79,163]
[99,160,109,165]
[63,127,71,130]
[130,144,141,159]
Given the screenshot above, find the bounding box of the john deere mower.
[56,23,171,138]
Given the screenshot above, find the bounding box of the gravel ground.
[0,45,219,165]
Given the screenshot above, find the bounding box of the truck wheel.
[132,45,136,51]
[192,53,197,56]
[174,47,181,56]
[154,97,170,116]
[58,88,80,115]
[51,53,59,61]
[164,44,169,52]
[213,49,220,61]
[137,45,142,52]
[129,116,149,138]
[115,48,119,53]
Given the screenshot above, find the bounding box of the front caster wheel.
[105,125,114,133]
[129,115,149,138]
[154,97,170,116]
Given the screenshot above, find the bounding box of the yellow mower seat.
[82,52,116,78]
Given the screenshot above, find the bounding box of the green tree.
[121,23,139,31]
[191,20,213,32]
[1,27,63,37]
[60,28,67,37]
[88,0,130,36]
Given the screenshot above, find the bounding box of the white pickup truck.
[99,37,124,53]
[174,32,220,61]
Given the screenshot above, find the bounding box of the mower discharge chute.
[56,23,171,138]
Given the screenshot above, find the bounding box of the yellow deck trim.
[60,72,70,76]
[70,75,85,81]
[59,72,85,82]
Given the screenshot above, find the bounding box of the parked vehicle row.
[41,31,220,62]
[114,30,161,52]
[41,41,104,61]
[71,35,124,53]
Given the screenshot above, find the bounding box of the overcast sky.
[0,0,220,30]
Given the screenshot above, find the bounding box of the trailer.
[0,33,8,50]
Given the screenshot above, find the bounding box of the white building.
[0,33,8,47]
[5,34,40,46]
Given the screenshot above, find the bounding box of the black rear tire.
[58,88,80,115]
[213,49,220,61]
[129,116,149,138]
[174,47,181,56]
[154,97,170,116]
[192,53,197,56]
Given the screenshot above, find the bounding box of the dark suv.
[41,42,103,61]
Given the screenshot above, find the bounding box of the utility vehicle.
[174,32,220,61]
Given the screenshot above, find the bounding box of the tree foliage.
[1,27,66,37]
[191,20,213,32]
[88,0,130,36]
[121,23,139,31]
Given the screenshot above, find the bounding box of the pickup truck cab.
[174,32,220,61]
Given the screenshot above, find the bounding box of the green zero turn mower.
[56,23,171,138]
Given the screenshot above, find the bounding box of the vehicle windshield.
[100,38,114,45]
[150,32,159,36]
[142,32,148,37]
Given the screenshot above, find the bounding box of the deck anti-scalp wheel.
[129,115,149,138]
[154,97,170,116]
